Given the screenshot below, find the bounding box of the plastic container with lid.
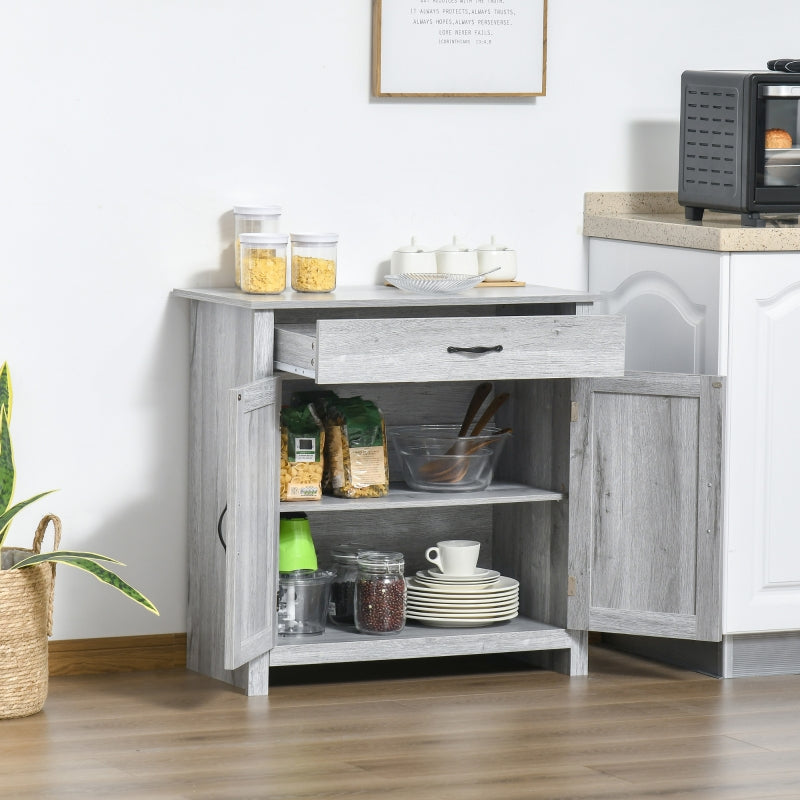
[233,205,282,287]
[328,542,370,625]
[354,551,406,635]
[290,233,338,292]
[239,233,288,294]
[476,235,517,281]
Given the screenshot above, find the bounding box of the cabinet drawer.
[275,315,625,383]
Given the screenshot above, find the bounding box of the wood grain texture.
[49,634,187,676]
[10,646,800,799]
[276,315,625,384]
[569,373,724,640]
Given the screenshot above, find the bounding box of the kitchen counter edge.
[584,191,800,252]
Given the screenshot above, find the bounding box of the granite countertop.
[583,192,800,252]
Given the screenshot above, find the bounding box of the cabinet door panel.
[569,373,724,640]
[224,378,280,670]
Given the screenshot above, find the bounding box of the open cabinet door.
[224,377,280,670]
[568,373,724,641]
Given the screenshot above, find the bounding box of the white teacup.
[425,540,480,576]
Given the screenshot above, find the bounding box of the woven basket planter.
[0,515,60,719]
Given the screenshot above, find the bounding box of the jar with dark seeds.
[329,542,369,625]
[354,550,406,635]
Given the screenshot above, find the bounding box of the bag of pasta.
[280,403,325,501]
[290,390,339,492]
[325,396,389,498]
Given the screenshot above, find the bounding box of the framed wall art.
[372,0,547,98]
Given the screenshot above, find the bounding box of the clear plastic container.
[290,233,338,293]
[354,551,406,635]
[233,205,282,287]
[239,233,288,294]
[277,569,334,636]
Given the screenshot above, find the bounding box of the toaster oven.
[679,70,800,226]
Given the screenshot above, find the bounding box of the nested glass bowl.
[390,425,510,492]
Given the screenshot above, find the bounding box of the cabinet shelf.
[279,481,563,513]
[271,615,572,667]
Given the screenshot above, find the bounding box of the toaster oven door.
[754,84,800,201]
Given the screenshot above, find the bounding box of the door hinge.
[570,401,578,422]
[568,575,576,596]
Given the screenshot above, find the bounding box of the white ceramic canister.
[390,237,437,275]
[233,205,282,287]
[476,235,517,281]
[436,236,479,275]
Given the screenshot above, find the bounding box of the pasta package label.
[348,445,387,488]
[280,404,324,501]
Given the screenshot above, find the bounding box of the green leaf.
[0,490,56,549]
[11,550,125,569]
[0,408,14,515]
[17,555,159,615]
[0,362,11,420]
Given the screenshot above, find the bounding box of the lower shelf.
[270,615,572,667]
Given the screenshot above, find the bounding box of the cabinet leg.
[568,630,589,676]
[233,651,271,696]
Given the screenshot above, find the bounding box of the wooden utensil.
[458,383,492,436]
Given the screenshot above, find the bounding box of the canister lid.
[477,235,513,252]
[331,542,370,562]
[393,236,427,254]
[239,233,289,245]
[357,550,404,569]
[233,205,282,217]
[437,236,471,253]
[279,569,334,585]
[290,232,339,244]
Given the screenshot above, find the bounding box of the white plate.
[405,611,519,627]
[415,569,500,585]
[424,567,499,581]
[384,272,485,295]
[406,576,518,595]
[406,593,518,608]
[407,601,519,615]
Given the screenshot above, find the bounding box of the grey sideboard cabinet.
[173,285,723,695]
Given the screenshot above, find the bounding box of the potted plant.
[0,362,158,718]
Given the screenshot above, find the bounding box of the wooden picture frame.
[372,0,547,98]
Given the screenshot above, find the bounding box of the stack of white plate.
[405,568,519,627]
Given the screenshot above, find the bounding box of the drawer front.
[309,315,625,383]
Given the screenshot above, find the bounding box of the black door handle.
[446,345,503,354]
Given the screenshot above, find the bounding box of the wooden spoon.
[458,383,492,436]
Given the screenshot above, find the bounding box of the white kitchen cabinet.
[174,284,728,694]
[589,237,800,676]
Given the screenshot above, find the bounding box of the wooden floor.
[2,646,800,799]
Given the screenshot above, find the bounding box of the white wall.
[1,0,797,639]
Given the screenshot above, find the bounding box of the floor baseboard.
[48,633,187,676]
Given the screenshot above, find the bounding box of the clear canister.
[239,233,288,294]
[233,205,282,287]
[329,542,369,625]
[290,232,338,293]
[354,550,406,635]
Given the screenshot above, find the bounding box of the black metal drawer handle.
[447,345,503,354]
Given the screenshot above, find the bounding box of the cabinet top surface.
[172,284,598,309]
[584,192,800,252]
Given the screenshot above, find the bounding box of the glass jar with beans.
[354,550,406,635]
